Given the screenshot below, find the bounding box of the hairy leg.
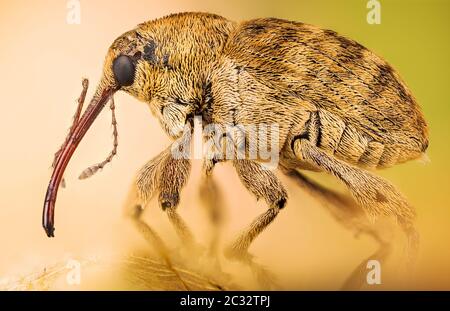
[158,155,196,249]
[199,162,226,257]
[125,141,196,250]
[292,139,419,267]
[280,167,393,289]
[123,181,189,290]
[190,159,232,283]
[227,160,287,259]
[224,160,287,288]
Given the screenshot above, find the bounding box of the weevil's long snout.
[42,82,117,237]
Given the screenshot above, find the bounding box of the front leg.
[158,154,197,249]
[152,96,196,139]
[125,125,196,250]
[122,147,190,289]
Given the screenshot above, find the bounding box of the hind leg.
[291,138,419,270]
[280,167,393,289]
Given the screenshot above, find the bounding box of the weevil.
[43,12,428,283]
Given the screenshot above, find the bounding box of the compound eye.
[113,55,135,87]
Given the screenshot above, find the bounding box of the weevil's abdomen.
[310,109,428,169]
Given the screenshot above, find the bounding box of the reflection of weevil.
[43,12,428,286]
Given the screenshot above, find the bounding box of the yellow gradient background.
[0,0,449,289]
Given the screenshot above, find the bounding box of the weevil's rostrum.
[43,12,428,285]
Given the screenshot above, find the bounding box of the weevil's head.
[103,27,201,138]
[43,13,234,237]
[102,14,235,137]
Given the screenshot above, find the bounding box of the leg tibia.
[229,208,280,258]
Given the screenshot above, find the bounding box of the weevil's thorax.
[110,13,236,119]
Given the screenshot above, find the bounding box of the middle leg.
[226,159,288,261]
[224,159,287,288]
